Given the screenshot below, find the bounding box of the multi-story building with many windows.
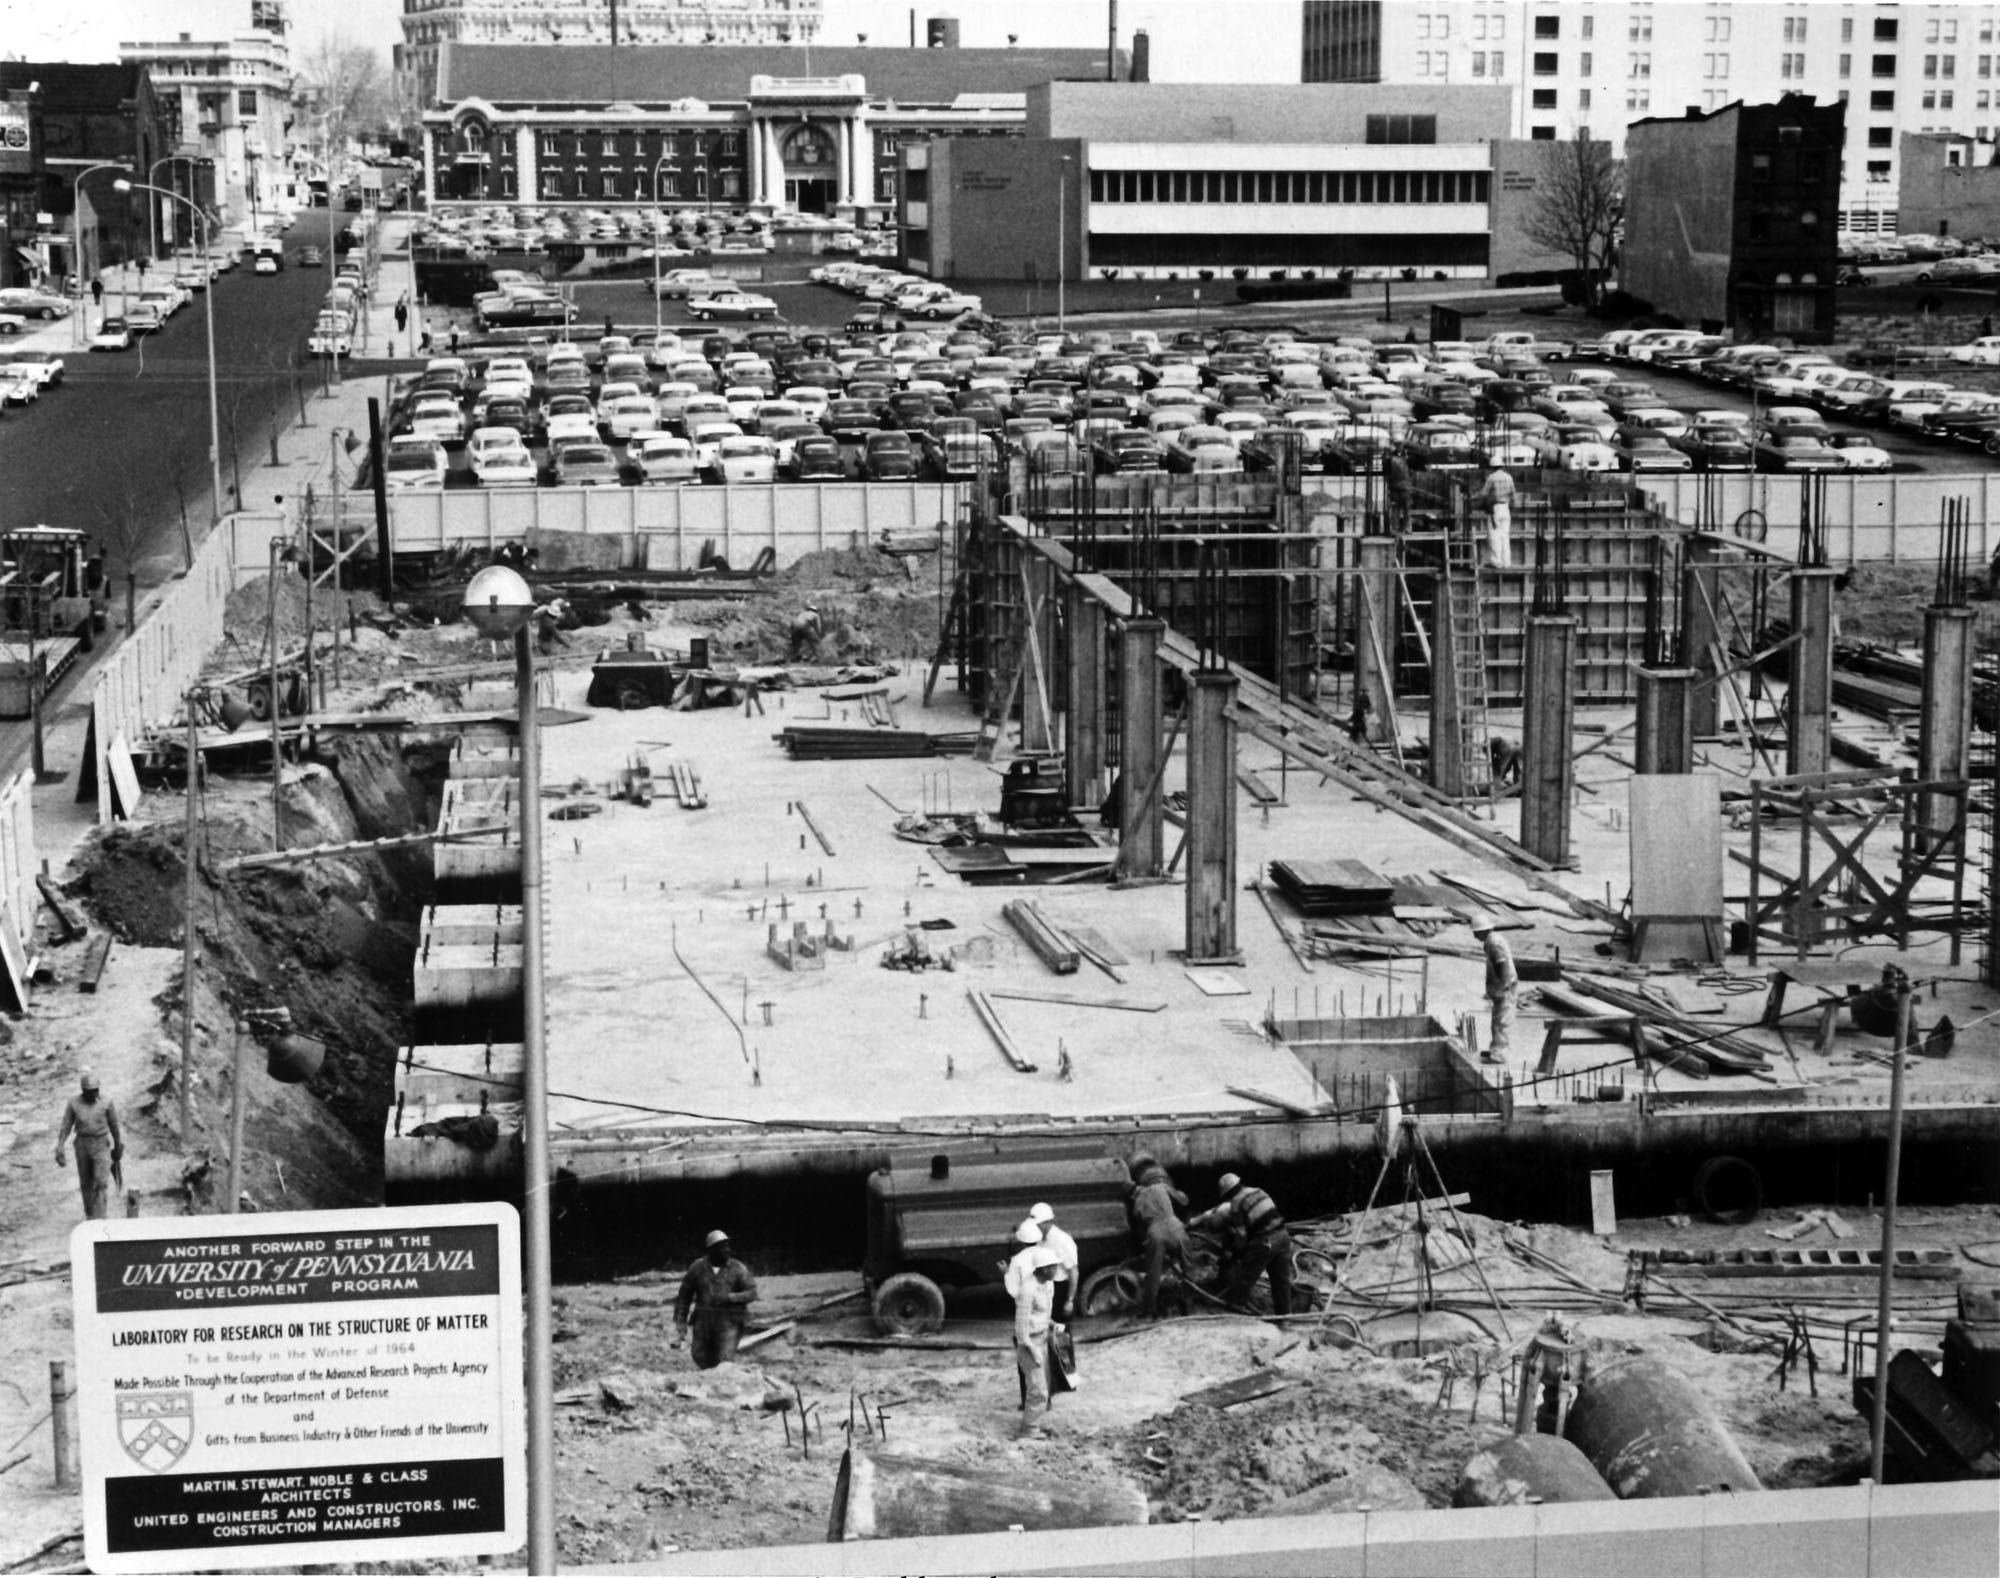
[399,0,823,108]
[120,6,295,232]
[1302,1,2000,232]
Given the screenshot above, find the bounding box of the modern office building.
[902,81,1578,284]
[399,0,823,108]
[0,64,175,291]
[1302,1,2000,232]
[421,41,1112,216]
[120,15,296,231]
[1624,93,1843,342]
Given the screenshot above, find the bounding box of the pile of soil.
[681,544,944,666]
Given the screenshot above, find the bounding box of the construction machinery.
[0,527,106,717]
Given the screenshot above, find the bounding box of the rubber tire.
[615,684,650,711]
[871,1272,946,1337]
[37,306,55,320]
[1693,1154,1764,1226]
[1077,1265,1144,1318]
[1983,432,2000,457]
[246,683,273,723]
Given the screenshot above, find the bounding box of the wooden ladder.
[1443,529,1493,796]
[923,567,969,707]
[972,626,1026,763]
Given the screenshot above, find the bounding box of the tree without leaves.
[1521,135,1623,307]
[294,35,389,143]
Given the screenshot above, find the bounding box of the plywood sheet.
[1629,774,1723,920]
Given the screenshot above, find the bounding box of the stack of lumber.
[775,726,977,760]
[1269,859,1395,917]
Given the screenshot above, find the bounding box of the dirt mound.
[223,571,391,655]
[680,544,944,666]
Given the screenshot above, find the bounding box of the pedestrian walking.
[55,1070,123,1221]
[90,277,104,307]
[1474,918,1517,1064]
[1475,461,1515,568]
[394,298,409,335]
[1125,1153,1189,1319]
[1028,1202,1078,1323]
[673,1229,757,1368]
[449,325,460,355]
[1012,1244,1060,1434]
[1191,1173,1293,1316]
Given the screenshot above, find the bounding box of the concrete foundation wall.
[640,1477,2000,1576]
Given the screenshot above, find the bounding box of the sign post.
[72,1203,524,1573]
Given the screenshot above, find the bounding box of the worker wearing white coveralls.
[1013,1243,1060,1429]
[1475,918,1517,1064]
[1029,1201,1078,1324]
[1476,462,1515,569]
[1003,1218,1042,1299]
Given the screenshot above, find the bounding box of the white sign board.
[359,166,384,191]
[72,1203,524,1573]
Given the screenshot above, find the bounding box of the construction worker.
[535,596,572,655]
[1012,1244,1060,1433]
[788,604,824,662]
[672,1229,757,1369]
[55,1070,123,1221]
[1126,1153,1189,1319]
[1474,918,1517,1065]
[1001,1218,1042,1299]
[1382,449,1413,531]
[1475,460,1515,569]
[1192,1173,1293,1317]
[1028,1202,1077,1324]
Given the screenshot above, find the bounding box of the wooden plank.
[1182,1372,1296,1409]
[1001,900,1081,975]
[78,933,112,995]
[0,901,27,1011]
[1226,1085,1323,1119]
[1184,968,1252,997]
[986,990,1166,1012]
[1064,925,1128,966]
[967,990,1036,1073]
[795,799,835,856]
[107,734,143,822]
[35,876,86,943]
[1589,1170,1618,1237]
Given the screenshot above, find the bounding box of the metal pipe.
[1867,985,1914,1484]
[516,624,556,1574]
[180,702,199,1147]
[225,1019,248,1214]
[268,539,284,848]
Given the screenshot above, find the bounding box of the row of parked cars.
[0,349,66,416]
[807,261,983,322]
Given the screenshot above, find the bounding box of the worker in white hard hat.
[1192,1172,1293,1317]
[1472,917,1517,1065]
[1002,1218,1042,1300]
[1012,1243,1061,1433]
[55,1068,122,1221]
[673,1229,758,1369]
[1028,1202,1079,1325]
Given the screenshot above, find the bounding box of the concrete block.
[1701,1484,1870,1577]
[1360,1503,1538,1575]
[1867,1478,2000,1577]
[1535,1494,1705,1578]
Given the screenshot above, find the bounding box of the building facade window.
[1629,15,1652,41]
[1872,90,1895,109]
[1579,14,1590,38]
[1874,55,1897,77]
[1531,125,1556,140]
[1626,89,1651,111]
[1925,55,1939,78]
[1869,126,1894,146]
[1943,89,1956,108]
[1781,53,1804,79]
[1578,87,1592,108]
[1364,113,1438,143]
[1867,160,1891,180]
[1842,18,1854,43]
[1533,51,1557,75]
[1782,16,1807,44]
[1533,88,1558,108]
[1922,91,1937,110]
[1876,19,1898,41]
[1630,52,1651,78]
[1580,51,1592,74]
[1945,56,1959,78]
[1534,15,1558,38]
[1840,54,1852,78]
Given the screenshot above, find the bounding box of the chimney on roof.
[1688,105,1703,118]
[1108,0,1119,80]
[927,17,960,49]
[1131,29,1150,83]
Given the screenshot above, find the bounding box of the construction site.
[7,370,2000,1571]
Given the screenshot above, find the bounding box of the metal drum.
[1566,1356,1764,1499]
[1454,1433,1617,1507]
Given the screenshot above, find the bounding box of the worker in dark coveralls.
[55,1069,123,1220]
[673,1229,757,1368]
[1126,1152,1189,1319]
[1191,1173,1293,1316]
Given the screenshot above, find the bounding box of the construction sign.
[71,1203,524,1572]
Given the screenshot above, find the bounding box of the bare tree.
[93,478,151,634]
[295,35,390,146]
[1521,135,1623,307]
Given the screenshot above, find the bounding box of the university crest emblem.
[117,1391,194,1472]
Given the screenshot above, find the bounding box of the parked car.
[89,317,134,352]
[862,429,918,480]
[553,442,622,486]
[1530,422,1619,473]
[629,433,698,484]
[789,433,847,480]
[383,435,450,489]
[1671,423,1755,472]
[1614,429,1694,473]
[1826,432,1894,470]
[0,288,70,321]
[1754,430,1846,472]
[5,351,63,388]
[1404,421,1480,470]
[688,288,780,322]
[299,246,323,267]
[1922,393,2000,442]
[1090,428,1167,473]
[0,366,40,406]
[703,434,779,484]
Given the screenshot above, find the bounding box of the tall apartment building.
[120,3,294,232]
[1302,1,2000,232]
[398,0,823,108]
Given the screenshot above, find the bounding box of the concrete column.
[1021,557,1058,754]
[1520,615,1577,867]
[1065,587,1107,807]
[1116,617,1165,879]
[835,117,853,207]
[763,119,785,207]
[1353,535,1398,746]
[1785,567,1838,778]
[1428,576,1466,796]
[852,111,875,208]
[745,117,761,209]
[1918,603,1976,839]
[1679,541,1721,740]
[1635,667,1697,776]
[1185,670,1240,962]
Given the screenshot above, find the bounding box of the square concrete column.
[1635,667,1697,776]
[1354,535,1398,746]
[1021,557,1058,754]
[1785,567,1838,778]
[1064,586,1106,807]
[1520,614,1577,867]
[1116,617,1165,879]
[1679,540,1722,740]
[835,118,853,208]
[1428,575,1469,796]
[1919,603,1977,839]
[1185,670,1240,963]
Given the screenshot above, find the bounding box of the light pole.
[266,535,300,849]
[460,565,554,1577]
[120,179,225,525]
[61,161,132,349]
[1057,154,1073,337]
[650,152,673,345]
[149,153,203,261]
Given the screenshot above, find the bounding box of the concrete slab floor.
[522,615,2000,1140]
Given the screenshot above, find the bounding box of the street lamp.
[117,179,224,527]
[460,565,554,1578]
[650,152,674,345]
[67,162,132,349]
[266,535,301,849]
[149,153,204,260]
[1058,154,1074,337]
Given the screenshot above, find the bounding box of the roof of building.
[437,42,1122,108]
[0,62,148,113]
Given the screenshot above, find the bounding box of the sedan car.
[1613,429,1694,473]
[382,435,450,489]
[687,288,780,322]
[789,434,847,480]
[299,246,323,267]
[407,396,466,447]
[89,317,134,352]
[5,350,63,388]
[253,254,280,276]
[602,394,661,441]
[1404,422,1480,470]
[1755,430,1846,472]
[0,289,70,321]
[467,427,537,486]
[1091,428,1167,473]
[1826,432,1894,470]
[704,434,779,484]
[862,430,918,479]
[552,442,622,486]
[631,434,699,483]
[1671,423,1755,472]
[1529,422,1619,472]
[0,366,39,405]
